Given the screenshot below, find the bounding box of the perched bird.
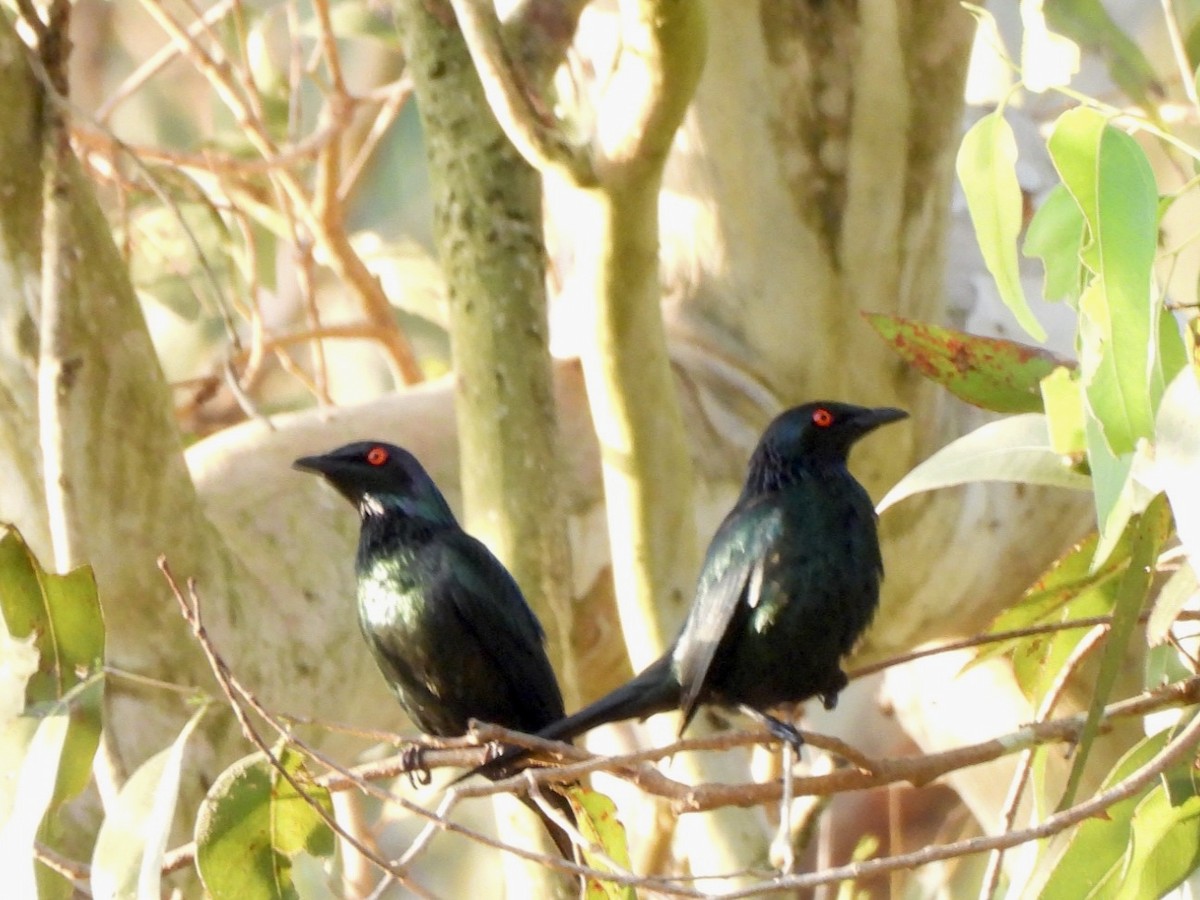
[293,441,574,856]
[483,400,906,766]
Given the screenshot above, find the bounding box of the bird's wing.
[674,499,784,728]
[433,531,566,731]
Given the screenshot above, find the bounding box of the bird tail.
[540,654,681,744]
[466,654,680,783]
[519,789,578,860]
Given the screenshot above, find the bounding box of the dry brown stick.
[156,559,435,897]
[978,624,1108,900]
[456,676,1200,812]
[848,610,1200,680]
[715,699,1200,898]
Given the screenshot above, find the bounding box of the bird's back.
[355,518,565,737]
[678,465,882,715]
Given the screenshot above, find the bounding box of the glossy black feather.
[294,441,572,854]
[488,401,906,763]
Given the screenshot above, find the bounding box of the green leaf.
[0,527,105,707]
[195,747,334,900]
[1146,563,1199,647]
[1024,184,1086,304]
[1043,0,1162,107]
[1039,729,1171,900]
[1049,108,1159,455]
[0,714,70,896]
[971,530,1129,703]
[1084,409,1136,569]
[863,313,1068,413]
[90,707,206,900]
[1059,494,1172,808]
[566,785,634,900]
[956,112,1047,341]
[876,414,1091,515]
[0,525,104,896]
[1040,366,1086,455]
[1116,783,1200,900]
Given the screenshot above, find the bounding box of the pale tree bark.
[0,0,1109,892]
[392,0,579,893]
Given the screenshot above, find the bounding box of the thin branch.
[978,624,1108,899]
[849,610,1200,681]
[457,677,1200,812]
[157,559,433,896]
[713,698,1200,898]
[446,0,594,183]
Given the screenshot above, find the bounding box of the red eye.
[366,446,389,466]
[812,408,834,428]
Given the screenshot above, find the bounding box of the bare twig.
[156,558,434,896]
[848,610,1200,681]
[978,624,1108,899]
[714,699,1200,897]
[446,0,593,182]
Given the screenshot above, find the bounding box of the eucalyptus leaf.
[1049,108,1158,456]
[957,112,1046,340]
[876,414,1091,514]
[567,784,635,900]
[91,708,206,900]
[195,748,334,900]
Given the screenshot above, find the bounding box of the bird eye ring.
[366,446,389,466]
[812,408,834,428]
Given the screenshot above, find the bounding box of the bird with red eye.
[472,399,908,782]
[292,440,577,858]
[811,407,834,428]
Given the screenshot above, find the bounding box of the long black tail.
[469,654,681,784]
[473,655,681,858]
[539,654,681,745]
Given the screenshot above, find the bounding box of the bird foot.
[400,744,432,788]
[741,705,805,753]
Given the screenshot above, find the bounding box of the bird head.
[750,402,909,478]
[293,441,455,523]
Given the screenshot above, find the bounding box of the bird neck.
[358,490,456,526]
[742,453,849,497]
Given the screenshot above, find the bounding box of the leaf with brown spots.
[864,312,1074,413]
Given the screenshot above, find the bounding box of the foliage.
[3,0,1200,898]
[874,5,1200,894]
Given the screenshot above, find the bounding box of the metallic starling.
[487,401,907,759]
[294,441,574,856]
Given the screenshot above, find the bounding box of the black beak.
[293,454,332,475]
[856,407,908,435]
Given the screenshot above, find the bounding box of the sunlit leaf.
[1049,108,1158,455]
[1084,411,1136,570]
[1138,368,1200,576]
[1039,729,1169,899]
[876,414,1090,514]
[1147,563,1199,647]
[195,747,334,900]
[1044,0,1162,106]
[1024,184,1087,304]
[957,111,1046,341]
[91,708,206,900]
[0,714,69,897]
[971,530,1128,703]
[1118,779,1200,900]
[863,313,1068,413]
[1040,366,1085,455]
[1019,1,1080,92]
[1060,495,1172,808]
[566,784,634,900]
[0,525,104,896]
